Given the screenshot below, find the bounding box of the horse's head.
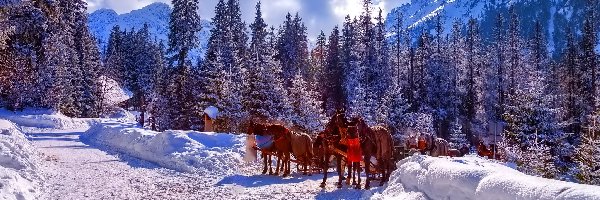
[334,112,349,128]
[347,126,358,139]
[247,121,266,136]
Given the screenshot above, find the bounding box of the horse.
[266,124,293,177]
[429,138,450,157]
[354,117,394,189]
[448,146,470,157]
[345,125,362,189]
[319,112,349,188]
[477,140,493,159]
[247,122,276,175]
[290,131,314,175]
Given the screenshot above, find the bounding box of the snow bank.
[0,120,42,200]
[372,155,600,200]
[82,121,246,174]
[0,109,91,130]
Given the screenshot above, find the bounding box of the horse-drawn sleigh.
[246,111,396,189]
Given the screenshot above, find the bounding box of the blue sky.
[85,0,410,38]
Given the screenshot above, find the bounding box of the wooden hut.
[203,106,219,132]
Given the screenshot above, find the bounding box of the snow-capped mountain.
[386,0,595,56]
[88,2,211,60]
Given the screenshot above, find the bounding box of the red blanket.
[347,138,362,162]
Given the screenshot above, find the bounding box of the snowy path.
[24,127,379,200]
[26,128,235,199]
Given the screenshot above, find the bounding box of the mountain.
[385,0,598,57]
[88,2,211,61]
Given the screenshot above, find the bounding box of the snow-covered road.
[25,127,376,200]
[26,128,238,199]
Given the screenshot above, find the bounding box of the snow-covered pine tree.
[244,2,290,123]
[382,82,409,137]
[323,26,344,115]
[278,13,310,88]
[574,114,600,185]
[487,13,507,121]
[413,31,431,112]
[168,0,201,67]
[461,18,485,144]
[309,31,327,96]
[341,16,360,112]
[289,72,325,133]
[373,8,392,125]
[166,0,202,130]
[581,2,597,114]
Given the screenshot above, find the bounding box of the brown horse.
[247,122,276,175]
[477,141,493,159]
[354,118,394,189]
[290,131,313,175]
[266,124,293,177]
[319,112,348,188]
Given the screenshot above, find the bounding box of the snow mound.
[81,121,246,174]
[372,155,600,200]
[0,120,42,200]
[0,109,91,130]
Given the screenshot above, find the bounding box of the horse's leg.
[275,152,281,176]
[320,152,329,188]
[261,151,268,174]
[336,155,343,188]
[284,152,290,177]
[364,154,371,190]
[354,162,361,189]
[346,160,352,185]
[269,154,274,175]
[379,158,386,186]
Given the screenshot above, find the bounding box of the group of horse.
[246,112,502,190]
[247,112,395,189]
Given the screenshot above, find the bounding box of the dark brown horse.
[319,112,348,188]
[354,117,394,189]
[247,122,275,175]
[477,140,493,159]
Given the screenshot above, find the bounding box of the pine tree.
[323,26,344,115]
[289,72,324,133]
[166,0,202,130]
[168,0,201,67]
[278,13,310,88]
[244,2,290,123]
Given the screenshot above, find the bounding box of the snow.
[204,106,219,120]
[372,155,600,200]
[0,109,91,130]
[81,120,246,174]
[0,120,42,200]
[99,76,133,108]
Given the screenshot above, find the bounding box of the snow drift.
[0,119,42,200]
[0,109,91,130]
[372,155,600,200]
[82,121,246,174]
